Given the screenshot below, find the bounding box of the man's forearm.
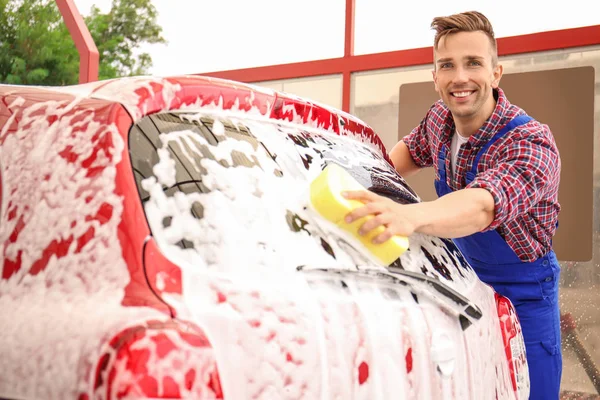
[406,188,496,238]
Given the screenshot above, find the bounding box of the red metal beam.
[201,24,600,84]
[344,0,355,59]
[55,0,99,83]
[208,58,348,83]
[342,0,355,112]
[498,24,600,56]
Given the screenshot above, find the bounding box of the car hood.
[156,260,517,400]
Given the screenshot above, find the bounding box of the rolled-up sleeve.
[467,132,561,231]
[402,112,434,168]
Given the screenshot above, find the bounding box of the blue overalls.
[434,115,562,399]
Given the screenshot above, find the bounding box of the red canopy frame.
[200,0,600,112]
[55,0,99,83]
[56,0,600,104]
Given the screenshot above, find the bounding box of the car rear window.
[128,111,476,291]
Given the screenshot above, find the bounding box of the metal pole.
[55,0,99,83]
[341,0,355,113]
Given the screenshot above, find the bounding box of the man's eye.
[440,63,452,69]
[468,60,481,66]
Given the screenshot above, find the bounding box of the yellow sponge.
[309,163,409,266]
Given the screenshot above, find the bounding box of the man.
[343,10,562,400]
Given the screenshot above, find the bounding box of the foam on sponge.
[309,163,409,266]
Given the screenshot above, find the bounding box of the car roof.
[0,75,392,164]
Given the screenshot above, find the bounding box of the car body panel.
[132,109,516,399]
[0,76,527,399]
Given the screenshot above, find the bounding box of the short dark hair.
[431,11,497,62]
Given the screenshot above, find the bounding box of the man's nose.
[452,66,469,84]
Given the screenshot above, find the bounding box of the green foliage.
[0,0,166,86]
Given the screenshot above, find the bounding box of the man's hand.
[342,190,418,244]
[342,187,496,242]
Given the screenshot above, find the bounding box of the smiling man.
[343,11,562,399]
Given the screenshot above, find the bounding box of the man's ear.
[492,63,504,89]
[432,69,440,93]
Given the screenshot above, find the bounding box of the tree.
[0,0,166,86]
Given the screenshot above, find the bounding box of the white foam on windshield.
[140,112,515,399]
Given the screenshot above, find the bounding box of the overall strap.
[437,144,449,180]
[465,114,533,183]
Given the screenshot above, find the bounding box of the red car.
[0,75,529,399]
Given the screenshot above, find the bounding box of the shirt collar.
[469,88,510,147]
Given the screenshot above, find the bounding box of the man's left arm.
[405,188,496,238]
[343,187,495,242]
[343,133,560,243]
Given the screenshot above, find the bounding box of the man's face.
[432,31,503,122]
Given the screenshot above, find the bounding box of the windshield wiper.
[298,265,483,330]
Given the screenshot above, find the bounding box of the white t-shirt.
[449,130,469,178]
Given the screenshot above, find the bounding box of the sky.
[72,0,600,77]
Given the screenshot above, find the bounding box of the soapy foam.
[104,327,219,399]
[92,77,183,122]
[0,74,517,399]
[137,111,515,399]
[0,96,167,399]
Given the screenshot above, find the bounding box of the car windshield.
[129,111,477,294]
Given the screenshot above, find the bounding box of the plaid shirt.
[403,88,561,262]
